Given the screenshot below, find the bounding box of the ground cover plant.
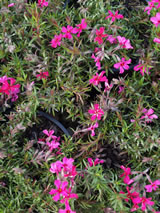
[0,0,160,212]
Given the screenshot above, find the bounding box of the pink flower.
[38,0,48,7]
[94,47,102,53]
[91,54,102,70]
[132,196,154,212]
[61,25,77,40]
[8,3,15,7]
[36,71,49,80]
[49,180,68,202]
[87,158,104,167]
[140,108,158,123]
[50,161,63,174]
[135,64,151,76]
[105,10,124,22]
[59,203,76,213]
[120,165,133,185]
[75,19,87,37]
[120,186,139,202]
[46,138,60,151]
[50,34,63,48]
[94,27,108,45]
[134,64,151,76]
[64,165,77,179]
[62,157,74,173]
[145,180,160,192]
[104,79,113,92]
[43,129,54,137]
[153,0,160,9]
[114,57,131,74]
[118,86,124,94]
[153,37,160,43]
[117,36,133,49]
[106,35,117,44]
[144,2,156,15]
[60,187,78,205]
[89,71,107,86]
[0,76,20,102]
[87,122,99,136]
[150,12,160,27]
[88,104,104,121]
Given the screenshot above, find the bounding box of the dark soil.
[94,142,129,169]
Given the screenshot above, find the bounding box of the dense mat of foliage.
[0,0,160,212]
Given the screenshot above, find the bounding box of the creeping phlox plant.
[144,0,160,44]
[0,76,20,103]
[119,166,160,213]
[49,157,78,213]
[1,0,160,212]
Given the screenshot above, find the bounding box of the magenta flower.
[120,186,139,202]
[38,0,48,7]
[153,0,160,9]
[114,57,131,74]
[89,71,107,86]
[61,25,77,40]
[64,165,77,179]
[94,47,102,53]
[49,180,68,202]
[46,138,60,151]
[8,3,15,7]
[118,86,124,94]
[88,104,104,121]
[59,203,76,213]
[144,2,156,15]
[75,19,87,37]
[50,34,63,48]
[106,35,117,44]
[153,37,160,43]
[60,187,78,205]
[50,161,63,174]
[134,64,151,76]
[87,158,104,167]
[145,180,160,192]
[36,71,49,80]
[0,76,20,102]
[105,10,124,22]
[140,108,158,123]
[132,196,154,212]
[87,122,99,136]
[104,79,113,92]
[43,129,54,137]
[117,36,133,49]
[91,54,102,70]
[62,157,74,173]
[120,165,133,185]
[150,12,160,27]
[94,27,108,45]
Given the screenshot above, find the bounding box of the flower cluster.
[38,0,48,8]
[41,129,60,151]
[0,76,20,102]
[144,1,160,44]
[120,166,160,212]
[50,19,87,48]
[49,157,78,213]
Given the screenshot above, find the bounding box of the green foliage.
[0,0,160,212]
